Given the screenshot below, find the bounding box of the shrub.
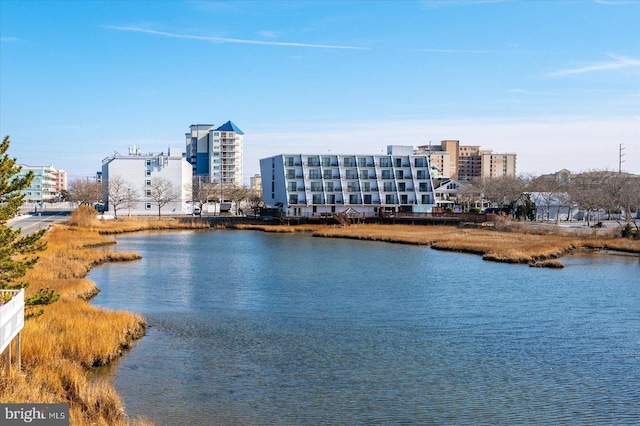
[621,223,639,239]
[68,205,100,227]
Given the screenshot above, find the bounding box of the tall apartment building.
[415,140,516,180]
[101,146,192,215]
[17,164,67,205]
[185,121,244,188]
[249,174,262,197]
[260,146,436,218]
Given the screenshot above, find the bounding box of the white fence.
[0,289,24,374]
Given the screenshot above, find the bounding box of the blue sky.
[1,0,639,182]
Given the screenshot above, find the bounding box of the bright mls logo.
[1,404,68,425]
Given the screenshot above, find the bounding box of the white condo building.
[260,146,437,218]
[185,121,244,188]
[17,164,67,206]
[101,146,192,216]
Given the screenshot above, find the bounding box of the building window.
[325,182,334,192]
[145,203,152,210]
[309,169,321,179]
[146,189,152,197]
[312,194,323,204]
[383,182,394,192]
[349,194,360,204]
[288,182,297,192]
[145,169,151,176]
[381,170,392,180]
[395,170,404,179]
[310,182,322,191]
[286,169,296,179]
[326,194,335,204]
[146,160,151,166]
[289,194,298,204]
[145,179,151,186]
[398,182,406,192]
[364,194,372,204]
[345,170,357,179]
[357,157,366,167]
[379,157,391,167]
[343,157,356,167]
[386,194,395,204]
[359,170,368,179]
[416,170,426,179]
[307,156,320,167]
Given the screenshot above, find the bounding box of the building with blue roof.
[185,121,244,188]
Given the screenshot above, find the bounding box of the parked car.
[193,207,202,216]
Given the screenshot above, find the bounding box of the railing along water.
[0,289,25,375]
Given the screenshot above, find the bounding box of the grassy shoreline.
[2,216,637,425]
[235,222,640,267]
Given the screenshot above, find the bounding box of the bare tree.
[107,175,136,219]
[189,176,221,212]
[529,176,563,221]
[246,192,263,216]
[456,181,482,212]
[149,177,181,218]
[567,172,603,226]
[478,175,530,215]
[68,178,102,206]
[619,175,640,231]
[226,185,252,215]
[124,186,137,217]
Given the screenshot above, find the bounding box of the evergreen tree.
[0,136,46,289]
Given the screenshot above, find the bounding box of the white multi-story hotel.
[17,164,67,206]
[185,121,244,188]
[101,146,192,215]
[260,146,436,218]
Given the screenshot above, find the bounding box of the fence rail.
[1,289,24,374]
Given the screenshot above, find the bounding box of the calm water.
[90,231,640,425]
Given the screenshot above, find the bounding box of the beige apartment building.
[415,140,516,180]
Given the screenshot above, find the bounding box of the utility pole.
[619,143,625,174]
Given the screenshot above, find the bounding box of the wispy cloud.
[257,30,280,39]
[593,0,632,5]
[548,54,640,76]
[105,26,368,50]
[415,48,531,54]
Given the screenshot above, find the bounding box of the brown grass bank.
[0,223,151,425]
[311,224,640,267]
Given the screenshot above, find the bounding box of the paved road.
[8,211,71,235]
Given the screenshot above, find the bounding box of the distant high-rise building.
[17,164,67,205]
[249,174,262,197]
[415,140,516,179]
[185,121,244,188]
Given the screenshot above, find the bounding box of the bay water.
[90,230,640,425]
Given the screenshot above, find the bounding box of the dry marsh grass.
[311,224,640,266]
[95,217,210,234]
[0,224,150,425]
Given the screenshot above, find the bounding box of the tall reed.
[0,224,149,425]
